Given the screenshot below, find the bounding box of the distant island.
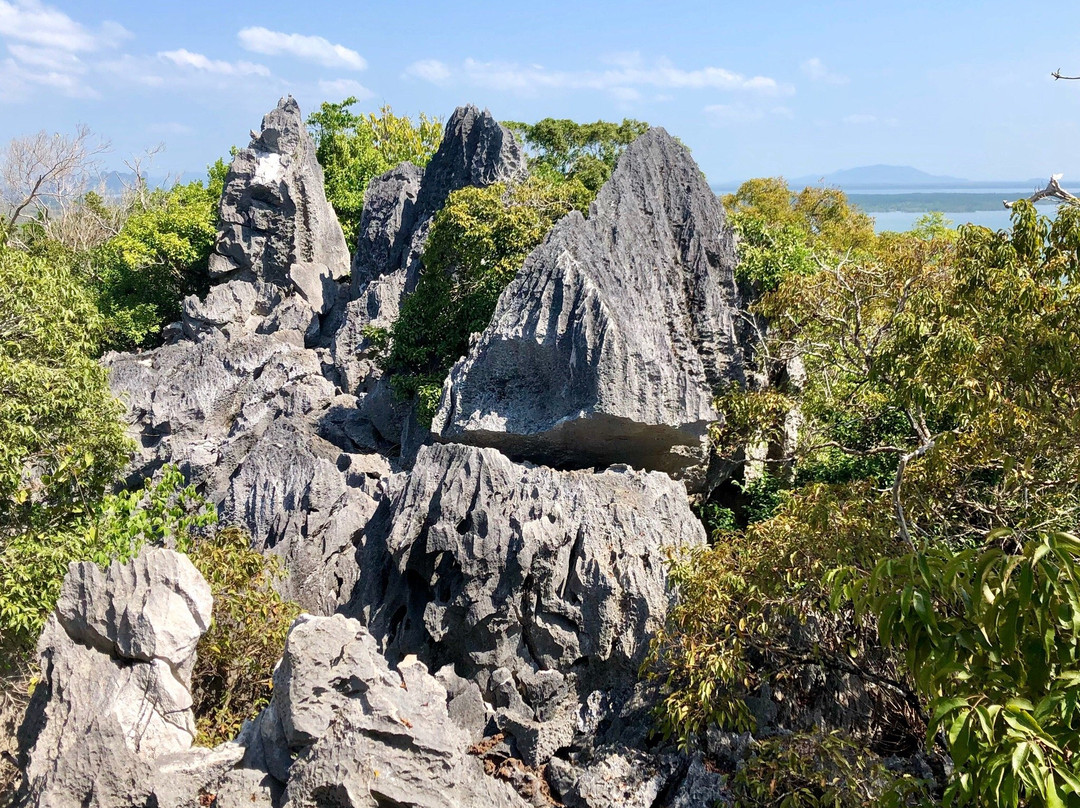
[713,164,1061,214]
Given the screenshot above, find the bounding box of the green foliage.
[722,177,876,292]
[0,468,211,658]
[380,176,589,423]
[0,246,130,539]
[505,117,648,193]
[90,171,222,351]
[732,730,932,808]
[183,526,300,747]
[835,531,1080,807]
[646,482,905,750]
[654,196,1080,801]
[307,99,442,245]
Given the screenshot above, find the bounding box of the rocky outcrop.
[347,442,706,769]
[105,98,395,612]
[433,128,745,489]
[248,614,528,808]
[330,106,527,411]
[105,327,389,612]
[16,549,221,807]
[207,96,349,297]
[81,100,754,806]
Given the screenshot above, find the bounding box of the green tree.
[722,177,876,293]
[650,199,1080,804]
[307,99,443,246]
[375,175,590,422]
[90,162,226,351]
[505,117,649,193]
[0,246,130,545]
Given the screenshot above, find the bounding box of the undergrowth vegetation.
[649,183,1080,806]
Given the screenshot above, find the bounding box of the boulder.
[433,127,746,489]
[16,549,215,807]
[348,442,706,766]
[257,614,528,808]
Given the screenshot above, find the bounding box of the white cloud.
[0,54,97,99]
[705,103,792,126]
[0,0,129,52]
[238,26,365,71]
[405,53,791,98]
[404,58,451,84]
[0,1,131,101]
[801,57,848,85]
[158,49,270,77]
[843,113,877,124]
[7,42,82,71]
[317,77,372,100]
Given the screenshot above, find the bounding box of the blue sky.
[2,0,1079,185]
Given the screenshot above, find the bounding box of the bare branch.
[1,124,110,243]
[1004,174,1080,209]
[1052,69,1080,80]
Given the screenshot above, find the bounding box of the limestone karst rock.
[105,97,391,612]
[433,127,745,489]
[64,99,749,807]
[207,95,349,299]
[330,105,527,432]
[346,442,706,769]
[16,549,221,807]
[251,614,529,808]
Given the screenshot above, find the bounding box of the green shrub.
[91,165,224,351]
[645,481,907,750]
[732,730,932,808]
[182,526,300,746]
[835,530,1080,807]
[307,99,442,246]
[380,176,590,423]
[0,467,212,659]
[0,247,131,540]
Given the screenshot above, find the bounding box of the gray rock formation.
[348,442,706,768]
[208,95,349,295]
[105,328,389,613]
[433,127,745,489]
[105,97,395,612]
[16,548,221,807]
[255,614,528,808]
[330,106,527,414]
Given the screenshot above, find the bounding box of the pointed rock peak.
[252,95,305,154]
[206,96,349,290]
[416,105,527,218]
[434,121,745,490]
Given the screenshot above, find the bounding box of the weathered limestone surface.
[258,614,529,808]
[53,99,756,807]
[207,95,349,293]
[345,442,706,769]
[434,128,745,489]
[16,549,219,807]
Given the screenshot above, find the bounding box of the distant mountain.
[789,164,967,188]
[713,164,1051,193]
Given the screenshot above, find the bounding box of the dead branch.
[1052,69,1080,80]
[1004,174,1080,209]
[1,124,110,244]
